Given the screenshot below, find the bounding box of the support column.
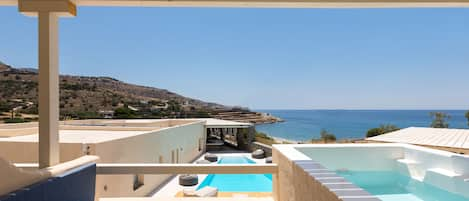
[38,11,60,168]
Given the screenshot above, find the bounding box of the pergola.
[0,0,468,169]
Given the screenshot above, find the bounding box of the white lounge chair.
[183,186,218,197]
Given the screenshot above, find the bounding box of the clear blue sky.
[1,7,468,110]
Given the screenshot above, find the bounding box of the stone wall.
[236,127,255,151]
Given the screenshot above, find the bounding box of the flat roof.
[195,118,253,128]
[367,127,469,149]
[0,130,148,144]
[0,118,250,142]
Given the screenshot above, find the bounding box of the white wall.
[0,120,206,198]
[94,121,206,197]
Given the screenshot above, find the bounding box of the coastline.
[213,111,284,125]
[253,110,469,141]
[270,136,300,144]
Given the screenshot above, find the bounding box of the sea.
[255,110,469,141]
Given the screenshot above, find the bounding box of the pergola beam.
[3,0,469,7]
[76,0,469,8]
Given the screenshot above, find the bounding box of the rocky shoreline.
[212,111,284,125]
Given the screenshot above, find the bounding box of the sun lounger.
[252,149,265,159]
[183,186,218,197]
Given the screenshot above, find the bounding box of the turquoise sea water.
[197,156,273,192]
[337,171,469,201]
[255,110,469,141]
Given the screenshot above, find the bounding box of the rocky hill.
[0,62,228,119]
[0,62,282,124]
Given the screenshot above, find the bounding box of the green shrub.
[366,124,400,138]
[0,101,9,112]
[4,118,30,123]
[465,111,469,127]
[320,129,336,142]
[430,112,450,128]
[254,131,276,145]
[114,106,137,119]
[255,132,272,140]
[366,128,383,138]
[76,111,100,119]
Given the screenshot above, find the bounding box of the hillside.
[0,62,228,119]
[0,62,282,123]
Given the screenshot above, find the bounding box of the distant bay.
[255,110,469,141]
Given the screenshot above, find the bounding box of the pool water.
[197,156,272,192]
[337,171,469,201]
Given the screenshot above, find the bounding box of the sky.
[0,7,469,110]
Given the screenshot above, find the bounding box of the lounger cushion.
[195,160,211,164]
[204,154,218,162]
[179,175,198,186]
[195,186,218,197]
[252,149,266,159]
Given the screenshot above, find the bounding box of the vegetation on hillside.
[0,63,233,122]
[366,124,400,138]
[310,129,336,143]
[4,118,31,123]
[430,112,450,128]
[254,131,277,146]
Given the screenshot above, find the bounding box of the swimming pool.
[337,171,469,201]
[280,144,469,201]
[197,156,272,192]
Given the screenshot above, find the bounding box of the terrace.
[1,0,469,201]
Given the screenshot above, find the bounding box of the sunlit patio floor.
[100,198,274,201]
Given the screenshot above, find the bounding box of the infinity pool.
[337,171,469,201]
[197,156,272,192]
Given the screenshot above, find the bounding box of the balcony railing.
[96,163,278,174]
[11,158,278,201]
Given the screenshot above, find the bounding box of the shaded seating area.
[206,137,226,152]
[0,156,98,201]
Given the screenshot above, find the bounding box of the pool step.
[423,167,466,196]
[427,168,461,178]
[396,158,419,165]
[396,158,425,181]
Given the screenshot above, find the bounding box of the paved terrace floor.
[101,198,273,201]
